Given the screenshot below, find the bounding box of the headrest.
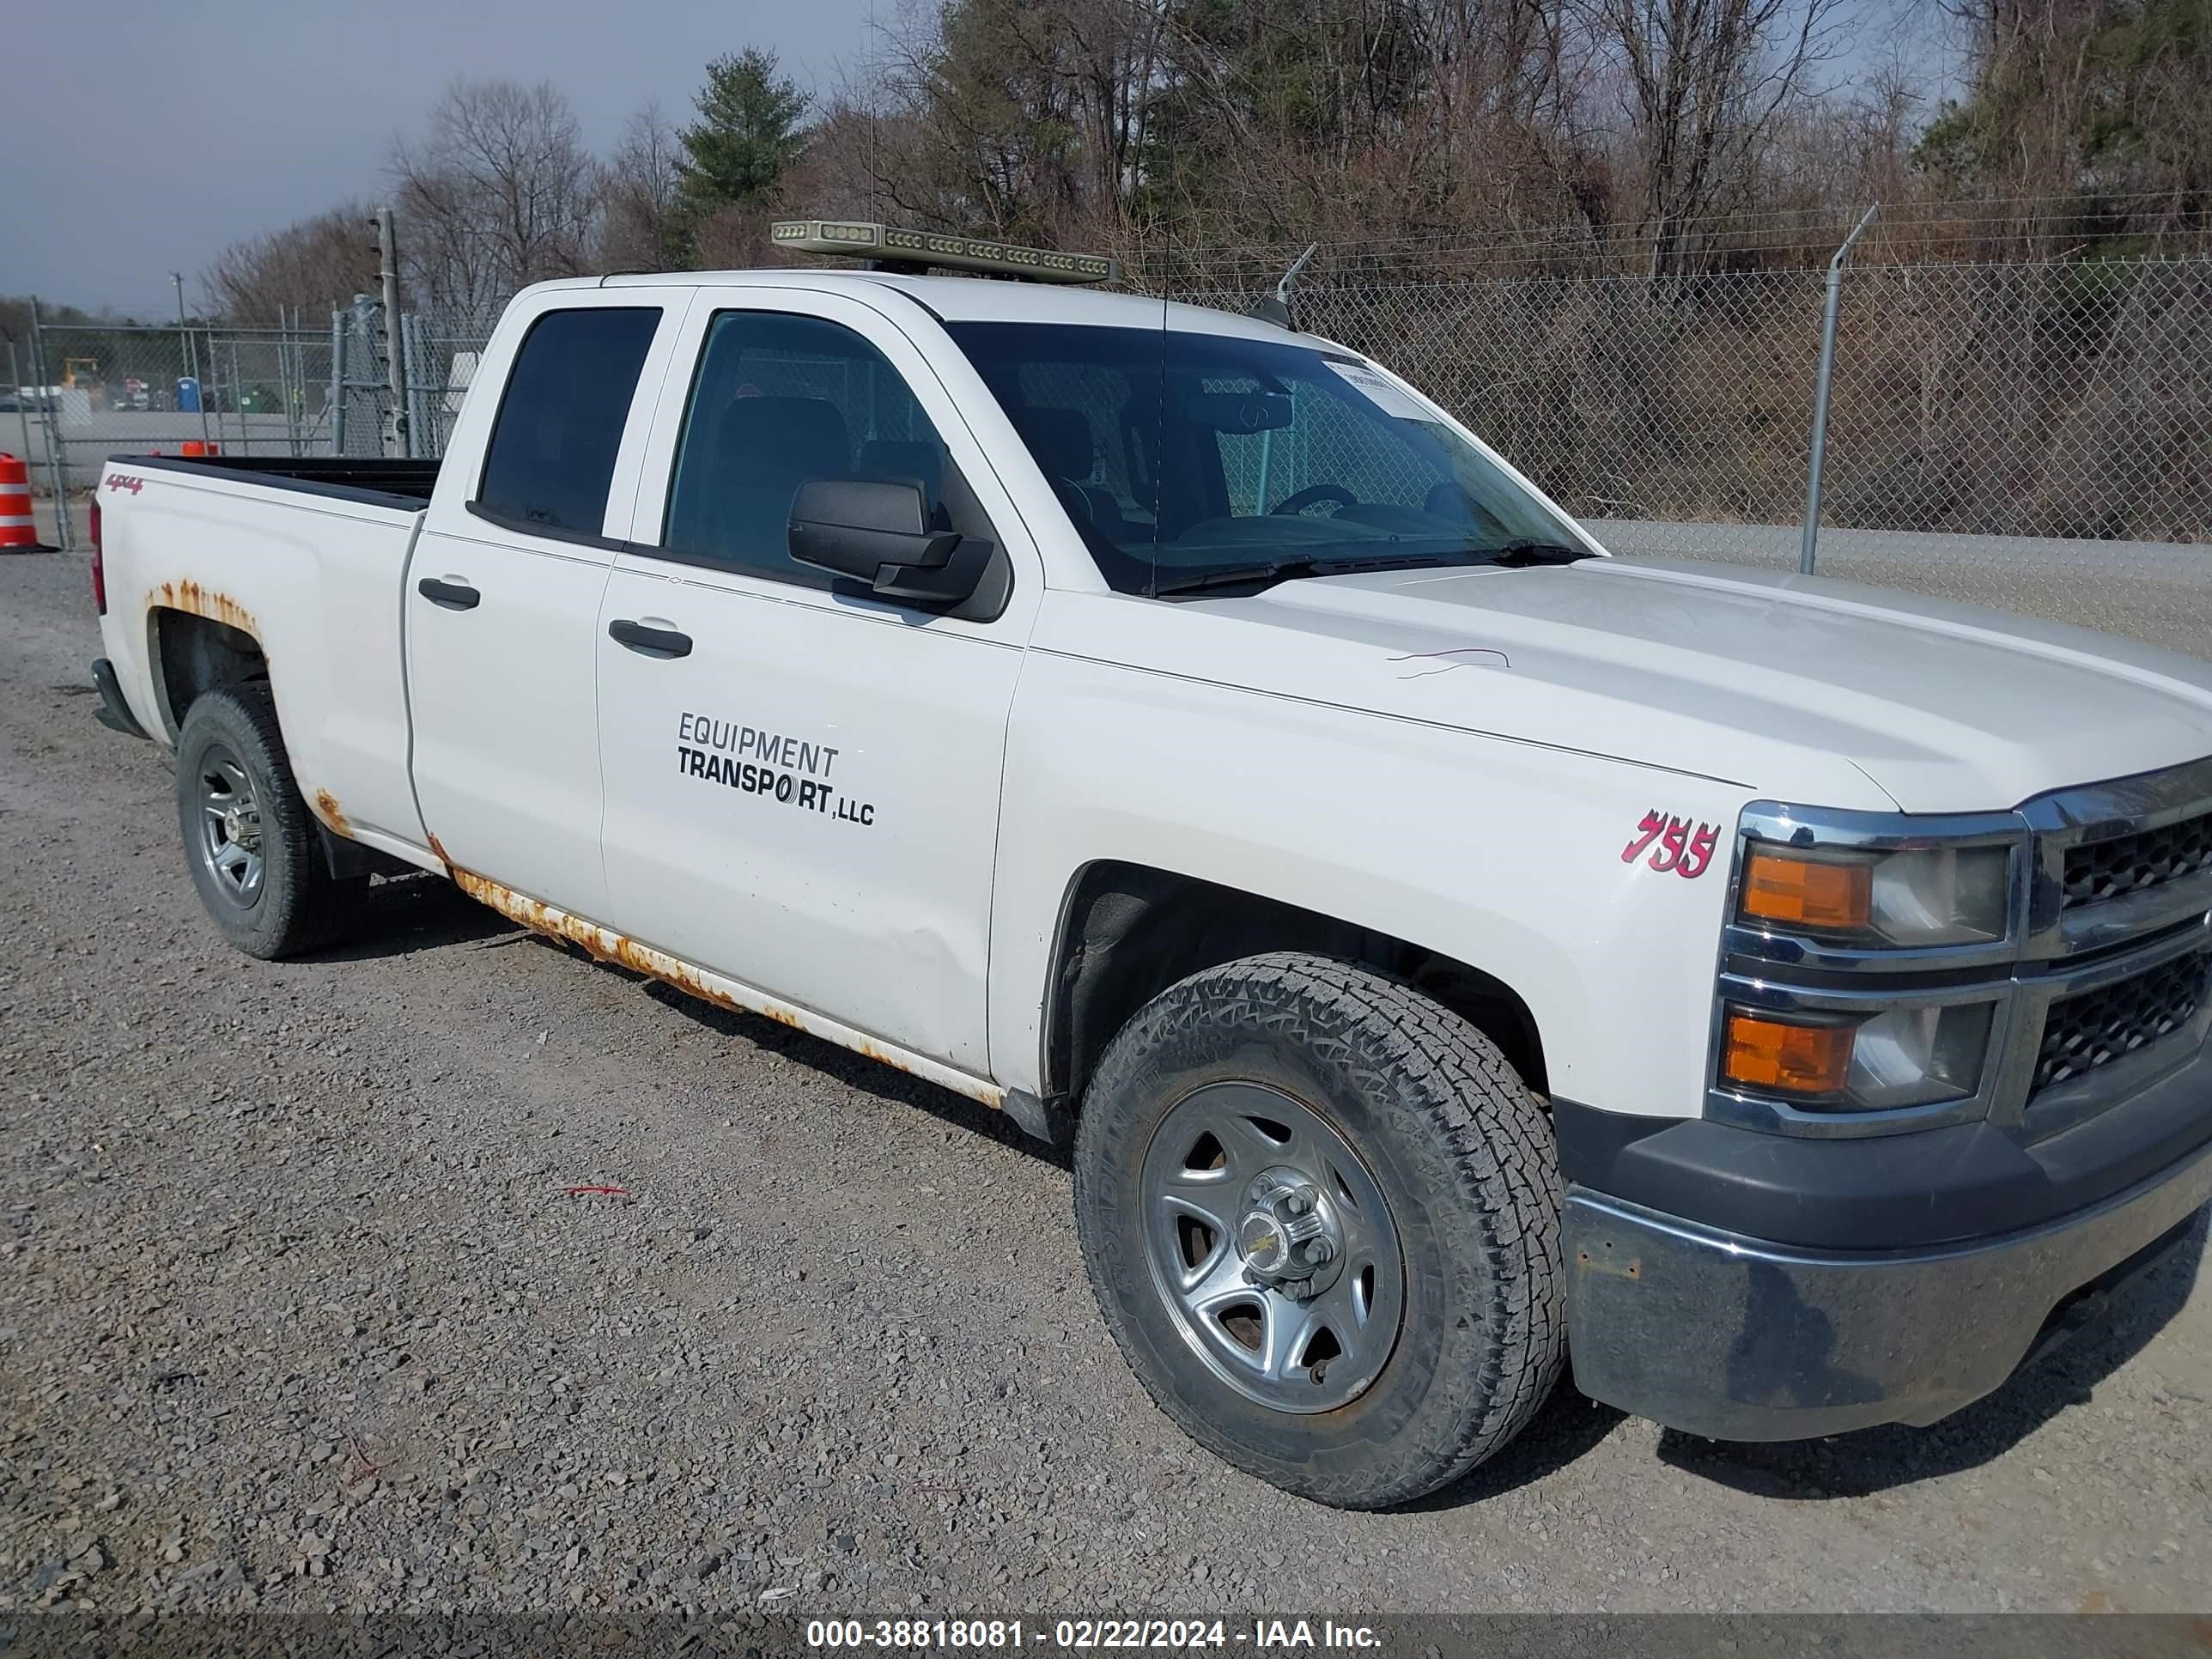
[1012,406,1095,482]
[715,396,851,489]
[855,439,945,497]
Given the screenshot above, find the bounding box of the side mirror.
[787,477,988,606]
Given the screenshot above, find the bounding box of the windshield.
[945,320,1585,595]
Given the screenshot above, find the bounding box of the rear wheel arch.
[147,607,389,880]
[149,605,267,742]
[1041,859,1549,1122]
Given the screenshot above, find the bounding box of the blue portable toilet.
[175,377,202,413]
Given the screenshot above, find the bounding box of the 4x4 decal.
[1622,810,1720,878]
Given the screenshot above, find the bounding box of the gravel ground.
[2,520,2209,1620]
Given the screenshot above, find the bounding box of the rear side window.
[476,307,660,534]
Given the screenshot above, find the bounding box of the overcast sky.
[9,0,1936,317]
[3,0,880,315]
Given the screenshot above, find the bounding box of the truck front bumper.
[1561,1123,2212,1443]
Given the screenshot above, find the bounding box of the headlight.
[1722,1001,1995,1110]
[1740,842,2011,947]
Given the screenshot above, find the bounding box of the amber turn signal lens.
[1723,1011,1856,1095]
[1741,847,1873,933]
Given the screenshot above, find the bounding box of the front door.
[592,292,1039,1072]
[404,292,684,916]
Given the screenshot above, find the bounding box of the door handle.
[608,618,693,659]
[417,576,481,611]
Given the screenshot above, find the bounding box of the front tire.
[175,684,361,959]
[1073,952,1565,1508]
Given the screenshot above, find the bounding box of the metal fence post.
[27,296,70,550]
[7,341,34,478]
[282,307,301,457]
[328,310,347,457]
[401,312,419,461]
[1800,204,1880,574]
[173,272,214,457]
[376,207,409,458]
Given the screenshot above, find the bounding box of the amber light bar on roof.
[770,219,1121,285]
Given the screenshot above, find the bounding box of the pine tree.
[677,48,811,227]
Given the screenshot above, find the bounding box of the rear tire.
[1073,951,1564,1509]
[175,684,362,959]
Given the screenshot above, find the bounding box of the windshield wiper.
[1487,538,1593,567]
[1148,556,1333,596]
[1149,541,1591,598]
[1149,550,1517,597]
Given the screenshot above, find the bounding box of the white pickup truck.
[89,222,2212,1509]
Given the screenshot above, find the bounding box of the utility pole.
[174,270,212,453]
[375,207,409,458]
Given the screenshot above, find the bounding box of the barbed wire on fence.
[1133,191,2212,286]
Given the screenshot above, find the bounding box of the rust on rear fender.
[150,580,259,641]
[311,788,350,838]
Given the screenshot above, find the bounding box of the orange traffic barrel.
[0,454,35,549]
[179,440,221,458]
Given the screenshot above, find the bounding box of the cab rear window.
[476,307,660,535]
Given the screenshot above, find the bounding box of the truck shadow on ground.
[439,915,1068,1165]
[636,969,1063,1164]
[1654,1210,2207,1500]
[306,870,515,960]
[309,884,1062,1148]
[1415,1381,1632,1507]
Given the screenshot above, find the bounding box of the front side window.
[946,321,1583,595]
[661,310,962,583]
[476,307,660,534]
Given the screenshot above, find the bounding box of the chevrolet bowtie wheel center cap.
[1237,1169,1344,1301]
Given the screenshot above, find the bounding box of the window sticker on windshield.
[1325,360,1435,422]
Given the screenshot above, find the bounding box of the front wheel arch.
[1041,860,1548,1124]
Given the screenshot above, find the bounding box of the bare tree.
[1918,1,2211,255]
[390,79,599,325]
[599,100,688,270]
[202,203,378,322]
[1563,0,1846,276]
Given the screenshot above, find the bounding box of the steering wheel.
[1270,483,1359,517]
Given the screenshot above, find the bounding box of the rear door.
[591,289,1042,1072]
[404,289,687,916]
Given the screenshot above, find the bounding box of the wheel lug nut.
[1303,1238,1334,1265]
[1284,1194,1308,1215]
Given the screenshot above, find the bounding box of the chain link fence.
[15,249,2209,653]
[16,304,493,532]
[12,319,336,492]
[1182,256,2212,653]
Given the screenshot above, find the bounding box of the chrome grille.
[2062,811,2212,910]
[2033,948,2210,1097]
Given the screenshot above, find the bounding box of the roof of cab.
[591,266,1316,345]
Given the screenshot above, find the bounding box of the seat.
[854,438,946,507]
[1012,406,1127,532]
[671,393,852,565]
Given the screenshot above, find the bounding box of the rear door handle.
[417,576,481,611]
[608,618,693,659]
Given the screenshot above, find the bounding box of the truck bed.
[112,453,441,508]
[95,446,436,860]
